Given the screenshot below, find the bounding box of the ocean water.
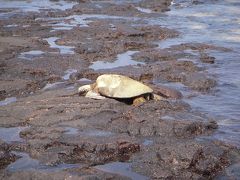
[150,0,240,147]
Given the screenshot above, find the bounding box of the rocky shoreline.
[0,0,239,179]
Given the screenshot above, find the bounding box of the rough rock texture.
[0,0,239,179]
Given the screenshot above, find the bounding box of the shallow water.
[44,37,75,55]
[135,7,152,14]
[18,50,45,60]
[4,24,18,28]
[42,82,66,91]
[39,14,139,31]
[89,51,144,70]
[142,139,153,146]
[0,0,77,20]
[149,0,240,147]
[78,78,92,82]
[0,97,17,106]
[80,129,113,137]
[62,69,77,80]
[0,0,77,12]
[0,126,26,143]
[64,127,114,137]
[64,127,79,135]
[43,15,92,31]
[7,151,82,172]
[95,162,148,180]
[0,0,239,176]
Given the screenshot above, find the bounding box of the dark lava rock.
[185,73,217,91]
[132,139,235,179]
[200,53,215,64]
[0,142,18,169]
[150,84,183,99]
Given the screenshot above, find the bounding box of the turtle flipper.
[86,90,106,100]
[78,83,96,96]
[78,84,92,95]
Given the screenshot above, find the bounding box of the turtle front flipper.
[78,83,96,96]
[85,90,106,100]
[78,84,92,95]
[78,83,105,100]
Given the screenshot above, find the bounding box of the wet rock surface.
[0,141,18,169]
[0,0,239,179]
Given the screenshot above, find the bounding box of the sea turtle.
[78,74,163,106]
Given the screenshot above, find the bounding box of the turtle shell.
[95,74,153,98]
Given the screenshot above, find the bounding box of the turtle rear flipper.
[133,96,146,106]
[152,93,165,101]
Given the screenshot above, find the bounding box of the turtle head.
[78,84,92,96]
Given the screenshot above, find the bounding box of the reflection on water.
[0,126,27,143]
[149,0,240,147]
[4,24,18,27]
[44,37,74,55]
[64,127,114,137]
[184,50,240,147]
[78,78,92,82]
[44,15,92,31]
[7,152,39,171]
[62,69,77,80]
[142,139,153,146]
[18,50,45,60]
[152,1,240,47]
[64,127,78,135]
[225,162,240,178]
[90,51,144,70]
[7,151,82,172]
[39,14,139,31]
[0,0,77,19]
[80,130,113,137]
[42,82,66,91]
[0,0,77,12]
[0,0,239,175]
[136,7,152,14]
[0,97,17,106]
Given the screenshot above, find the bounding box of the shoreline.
[0,0,239,179]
